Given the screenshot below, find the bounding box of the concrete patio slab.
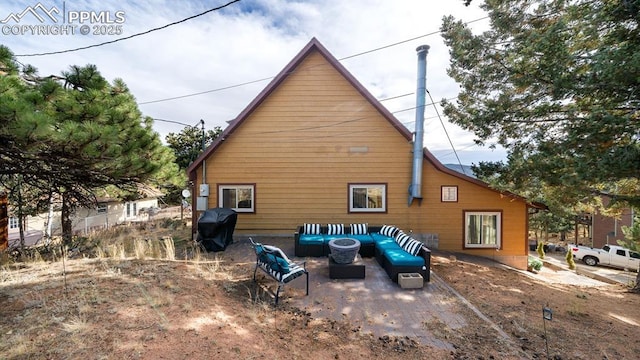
[222,237,473,350]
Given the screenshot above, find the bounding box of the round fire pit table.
[328,238,361,264]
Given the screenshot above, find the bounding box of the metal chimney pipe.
[409,45,430,205]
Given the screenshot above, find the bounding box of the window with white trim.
[125,202,137,218]
[441,186,458,202]
[464,211,501,248]
[9,217,19,229]
[219,185,254,213]
[349,184,386,212]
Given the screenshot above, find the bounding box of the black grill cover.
[196,208,237,252]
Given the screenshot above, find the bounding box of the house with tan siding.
[187,38,543,270]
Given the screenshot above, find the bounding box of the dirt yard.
[432,256,640,359]
[1,230,639,359]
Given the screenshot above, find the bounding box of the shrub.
[528,255,543,272]
[536,241,545,259]
[565,248,576,270]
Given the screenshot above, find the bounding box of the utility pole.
[200,119,205,151]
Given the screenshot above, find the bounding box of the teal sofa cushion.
[323,234,348,243]
[348,234,375,244]
[299,234,324,245]
[371,232,394,242]
[384,248,425,266]
[375,237,402,254]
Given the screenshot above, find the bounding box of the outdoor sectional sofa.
[294,223,431,283]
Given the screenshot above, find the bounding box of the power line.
[14,0,242,57]
[137,16,489,105]
[152,118,202,128]
[338,30,441,61]
[154,94,476,166]
[436,142,486,158]
[140,76,273,105]
[340,16,489,61]
[426,89,466,174]
[150,94,448,133]
[379,92,414,102]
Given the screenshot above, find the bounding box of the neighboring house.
[591,196,634,249]
[187,38,544,270]
[5,196,160,247]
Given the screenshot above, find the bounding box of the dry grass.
[0,219,258,360]
[5,221,640,359]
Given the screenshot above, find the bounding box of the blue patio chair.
[250,238,309,305]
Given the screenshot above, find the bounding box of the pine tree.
[442,0,640,207]
[0,46,183,243]
[166,125,223,170]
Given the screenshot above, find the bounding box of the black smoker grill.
[196,208,237,252]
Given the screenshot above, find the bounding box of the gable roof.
[187,37,409,173]
[187,38,544,209]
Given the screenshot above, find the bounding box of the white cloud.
[0,0,501,165]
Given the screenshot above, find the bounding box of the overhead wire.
[426,89,466,173]
[153,118,203,128]
[14,0,242,57]
[436,142,487,158]
[336,15,487,63]
[149,95,452,133]
[10,2,488,116]
[12,11,487,106]
[137,16,489,105]
[140,76,274,105]
[11,1,490,164]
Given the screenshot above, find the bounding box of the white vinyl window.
[9,217,19,229]
[125,202,137,219]
[465,211,501,248]
[349,184,386,212]
[219,185,254,213]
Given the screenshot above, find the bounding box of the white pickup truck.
[569,244,640,271]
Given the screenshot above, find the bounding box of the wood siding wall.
[421,165,528,267]
[193,49,529,269]
[195,50,416,230]
[592,207,633,249]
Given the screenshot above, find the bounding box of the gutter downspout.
[409,45,430,206]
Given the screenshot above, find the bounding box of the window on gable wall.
[464,211,501,248]
[349,184,386,212]
[441,186,458,202]
[9,217,18,229]
[219,185,255,213]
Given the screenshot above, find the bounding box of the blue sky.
[0,0,506,165]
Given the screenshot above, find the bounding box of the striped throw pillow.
[350,223,368,235]
[327,224,344,235]
[380,225,399,237]
[403,238,423,256]
[304,223,321,235]
[395,231,411,248]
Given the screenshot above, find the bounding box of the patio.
[222,236,473,350]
